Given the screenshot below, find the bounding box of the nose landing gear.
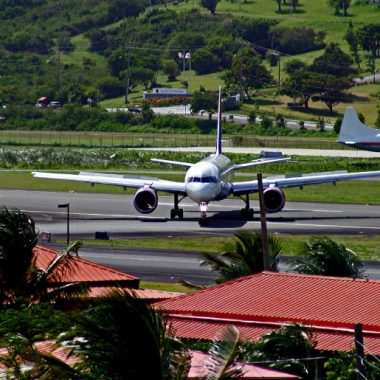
[198,202,209,226]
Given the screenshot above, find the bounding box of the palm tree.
[63,291,189,380]
[205,325,242,380]
[246,324,316,379]
[291,236,365,278]
[201,231,282,283]
[0,207,38,303]
[0,207,87,305]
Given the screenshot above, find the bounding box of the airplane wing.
[231,170,380,195]
[32,171,186,195]
[151,158,193,168]
[232,156,291,170]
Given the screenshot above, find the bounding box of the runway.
[1,189,380,236]
[2,189,380,284]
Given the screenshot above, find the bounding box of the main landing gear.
[239,194,254,220]
[170,194,184,219]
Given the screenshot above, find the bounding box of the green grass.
[139,280,191,293]
[60,233,380,261]
[60,34,106,67]
[3,170,380,205]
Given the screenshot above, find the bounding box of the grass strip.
[60,234,380,262]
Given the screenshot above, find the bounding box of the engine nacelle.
[263,187,286,213]
[133,187,158,214]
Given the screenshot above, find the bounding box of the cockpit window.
[186,176,218,183]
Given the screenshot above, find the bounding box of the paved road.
[2,189,380,283]
[108,105,334,131]
[2,190,380,236]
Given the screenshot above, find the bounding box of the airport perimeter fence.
[0,130,351,150]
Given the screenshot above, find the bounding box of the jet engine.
[133,187,158,214]
[263,187,285,213]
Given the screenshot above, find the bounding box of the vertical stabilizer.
[338,107,379,143]
[216,86,222,155]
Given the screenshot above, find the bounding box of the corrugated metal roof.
[157,271,380,332]
[156,271,380,354]
[86,286,181,300]
[169,318,380,355]
[34,245,139,287]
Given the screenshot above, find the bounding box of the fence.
[0,130,350,150]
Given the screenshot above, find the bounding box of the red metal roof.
[34,245,139,287]
[156,271,380,354]
[86,286,181,300]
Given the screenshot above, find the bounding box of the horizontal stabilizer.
[151,158,193,168]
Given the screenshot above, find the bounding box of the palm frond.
[205,325,242,380]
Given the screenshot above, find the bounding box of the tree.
[121,67,155,90]
[0,207,38,304]
[345,21,361,69]
[284,59,308,74]
[311,43,354,77]
[291,236,365,278]
[190,91,217,116]
[0,207,87,305]
[358,24,380,59]
[200,231,281,283]
[161,59,179,81]
[63,291,188,379]
[311,74,351,112]
[376,109,380,129]
[245,325,316,379]
[205,325,242,379]
[223,46,273,100]
[200,0,220,15]
[281,70,320,109]
[192,48,220,75]
[274,0,282,13]
[328,0,351,16]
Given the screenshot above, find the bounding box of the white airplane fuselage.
[184,154,233,203]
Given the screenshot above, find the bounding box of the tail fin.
[216,86,222,155]
[338,107,378,143]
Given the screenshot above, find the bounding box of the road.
[107,105,334,130]
[3,189,380,283]
[2,190,380,237]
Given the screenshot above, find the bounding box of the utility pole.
[125,42,131,104]
[355,323,366,380]
[56,47,61,93]
[257,172,270,270]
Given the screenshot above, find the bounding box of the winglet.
[216,86,222,156]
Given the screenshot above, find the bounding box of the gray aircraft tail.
[338,107,378,144]
[216,86,222,156]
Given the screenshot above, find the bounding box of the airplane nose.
[186,183,217,202]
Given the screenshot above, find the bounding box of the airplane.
[338,107,380,152]
[33,88,380,226]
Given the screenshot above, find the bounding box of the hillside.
[0,0,379,123]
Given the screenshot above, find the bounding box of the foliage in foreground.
[201,231,282,283]
[291,236,365,278]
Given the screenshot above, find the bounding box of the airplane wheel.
[240,208,247,218]
[247,209,254,220]
[199,218,208,227]
[170,209,176,219]
[178,209,184,219]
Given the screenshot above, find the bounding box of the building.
[34,245,178,302]
[143,87,189,99]
[156,271,380,355]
